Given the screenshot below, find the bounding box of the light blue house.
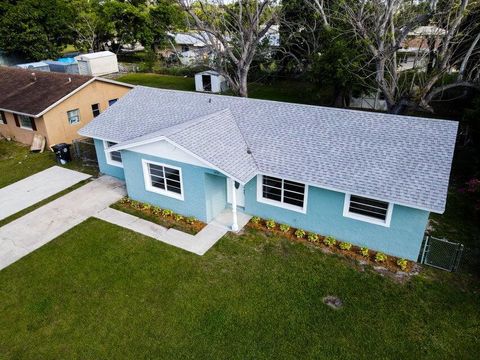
[79,86,458,261]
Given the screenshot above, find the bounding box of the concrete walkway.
[95,207,251,255]
[0,166,91,221]
[0,176,125,271]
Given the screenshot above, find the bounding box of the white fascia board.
[107,135,247,185]
[0,107,37,118]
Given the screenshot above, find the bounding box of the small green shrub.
[142,203,152,211]
[360,247,369,257]
[307,233,319,242]
[279,224,290,233]
[185,216,196,224]
[323,236,337,247]
[265,219,276,230]
[397,258,408,271]
[119,197,130,204]
[152,206,161,215]
[174,214,184,221]
[339,242,352,251]
[375,252,387,263]
[162,209,173,217]
[294,229,306,238]
[251,216,261,224]
[130,200,141,209]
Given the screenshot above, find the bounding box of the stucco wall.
[91,137,429,260]
[121,150,227,222]
[0,112,48,145]
[94,138,125,180]
[1,80,130,147]
[43,80,130,146]
[244,176,429,260]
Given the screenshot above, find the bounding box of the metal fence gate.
[72,138,98,168]
[420,235,464,272]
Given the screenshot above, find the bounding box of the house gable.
[126,139,209,169]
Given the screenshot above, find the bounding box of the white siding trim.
[256,175,308,214]
[343,193,393,227]
[141,159,184,201]
[103,140,123,168]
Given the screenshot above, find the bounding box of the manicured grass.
[0,139,98,189]
[116,73,332,105]
[0,218,478,359]
[0,140,55,188]
[116,73,196,91]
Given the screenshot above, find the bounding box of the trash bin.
[51,143,72,165]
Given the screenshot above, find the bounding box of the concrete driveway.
[0,176,126,271]
[0,166,91,221]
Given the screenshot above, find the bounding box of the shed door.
[202,75,212,92]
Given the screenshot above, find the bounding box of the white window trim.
[103,140,123,168]
[141,159,184,201]
[256,175,308,214]
[18,115,33,131]
[67,109,80,125]
[343,193,393,227]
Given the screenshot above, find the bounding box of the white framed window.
[67,109,80,125]
[103,140,123,167]
[256,175,307,213]
[142,159,184,200]
[343,194,393,227]
[18,115,34,130]
[108,98,118,106]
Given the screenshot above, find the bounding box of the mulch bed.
[247,221,414,274]
[112,198,206,235]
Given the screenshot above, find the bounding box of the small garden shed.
[195,70,229,93]
[75,51,119,76]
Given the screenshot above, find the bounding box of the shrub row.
[250,217,409,271]
[119,197,198,225]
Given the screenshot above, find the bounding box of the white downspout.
[231,179,239,231]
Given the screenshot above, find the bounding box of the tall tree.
[309,0,480,114]
[177,0,280,97]
[0,0,75,60]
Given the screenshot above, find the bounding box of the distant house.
[79,87,457,261]
[0,67,132,146]
[398,26,446,72]
[163,32,210,65]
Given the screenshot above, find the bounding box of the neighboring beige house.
[0,66,133,146]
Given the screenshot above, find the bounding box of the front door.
[227,178,245,207]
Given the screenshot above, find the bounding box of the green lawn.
[0,218,478,359]
[0,140,97,189]
[116,73,332,105]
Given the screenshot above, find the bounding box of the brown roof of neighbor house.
[0,66,93,116]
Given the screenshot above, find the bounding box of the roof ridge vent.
[67,77,72,83]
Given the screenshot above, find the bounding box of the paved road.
[0,166,91,221]
[0,176,126,271]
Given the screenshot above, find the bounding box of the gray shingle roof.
[79,86,458,213]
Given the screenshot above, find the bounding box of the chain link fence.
[420,235,464,272]
[71,138,98,169]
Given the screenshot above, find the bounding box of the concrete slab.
[0,166,91,221]
[95,207,251,256]
[0,176,125,271]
